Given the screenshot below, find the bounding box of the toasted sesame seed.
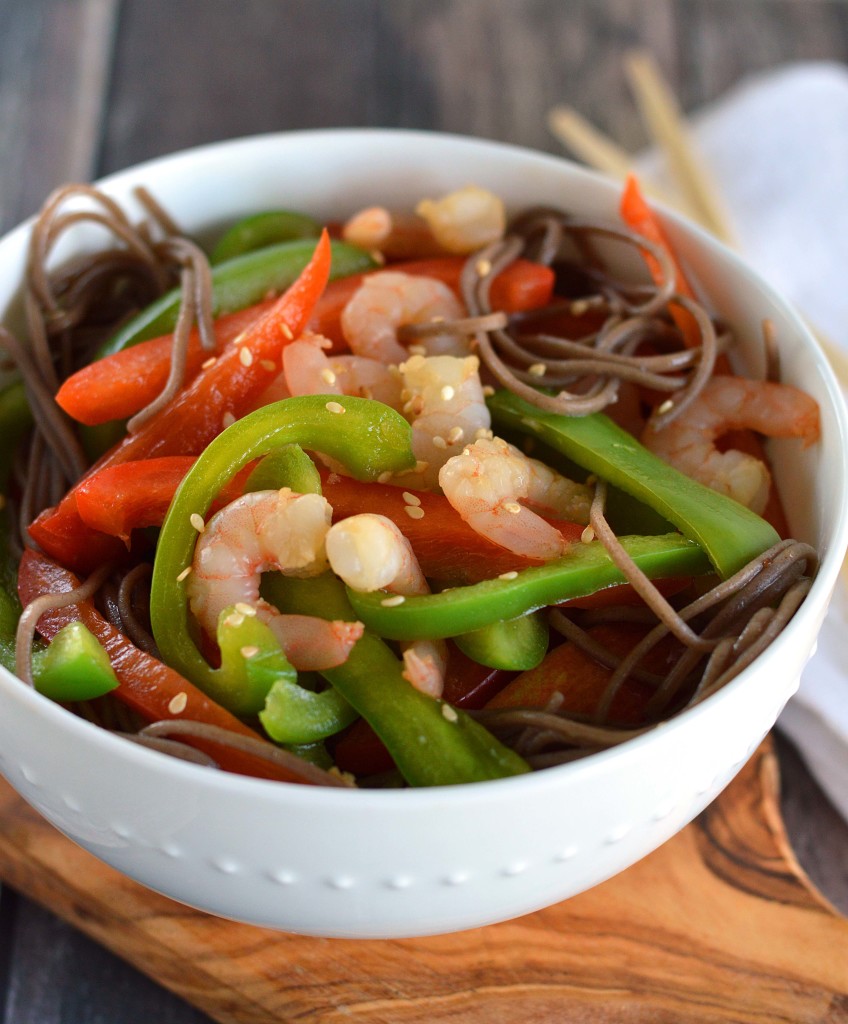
[234,602,257,616]
[432,435,448,450]
[381,594,406,607]
[189,513,205,533]
[168,692,188,715]
[482,385,495,397]
[405,505,425,520]
[571,299,589,316]
[498,570,519,581]
[528,362,546,377]
[260,359,277,372]
[447,426,464,444]
[369,250,386,266]
[281,323,294,340]
[581,525,595,544]
[222,411,236,428]
[440,385,455,402]
[474,427,493,440]
[503,501,522,514]
[377,471,394,484]
[441,704,458,722]
[325,401,345,414]
[239,347,253,367]
[320,368,337,385]
[476,258,492,277]
[430,315,445,324]
[201,356,217,370]
[402,491,421,506]
[658,399,675,415]
[240,645,260,659]
[224,612,245,629]
[176,566,192,583]
[414,460,429,473]
[407,344,427,357]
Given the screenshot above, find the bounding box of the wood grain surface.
[1,1,848,1021]
[0,741,845,1024]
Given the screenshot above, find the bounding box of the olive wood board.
[0,739,845,1024]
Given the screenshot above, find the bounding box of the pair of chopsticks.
[547,50,848,387]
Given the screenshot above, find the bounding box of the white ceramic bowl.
[0,130,846,938]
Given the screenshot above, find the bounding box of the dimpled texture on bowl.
[0,130,846,938]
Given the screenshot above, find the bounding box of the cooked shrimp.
[439,436,592,560]
[283,336,403,407]
[341,271,467,364]
[641,375,820,514]
[187,488,363,671]
[395,353,491,489]
[326,513,447,697]
[415,185,506,254]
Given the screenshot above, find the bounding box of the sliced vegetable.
[149,395,416,701]
[32,621,119,702]
[258,674,358,745]
[265,573,529,786]
[211,210,320,264]
[488,389,779,578]
[97,238,375,358]
[454,612,548,671]
[244,445,320,496]
[347,533,712,641]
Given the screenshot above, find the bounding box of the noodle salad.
[0,178,820,789]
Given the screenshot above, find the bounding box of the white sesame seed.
[476,258,492,277]
[414,460,429,473]
[381,594,406,607]
[498,570,519,581]
[260,359,277,372]
[369,250,386,266]
[441,704,459,722]
[430,315,445,324]
[658,399,675,415]
[239,347,253,367]
[281,323,294,340]
[402,491,421,506]
[407,345,427,357]
[571,299,589,316]
[581,525,595,544]
[482,385,495,397]
[447,426,464,444]
[440,385,455,402]
[320,368,337,385]
[240,645,260,659]
[503,501,522,514]
[224,613,245,629]
[432,435,448,450]
[474,427,492,440]
[405,506,425,520]
[528,362,547,377]
[234,602,257,616]
[325,401,345,414]
[222,411,236,429]
[168,692,188,715]
[377,471,393,484]
[176,566,192,582]
[189,513,205,533]
[201,356,217,370]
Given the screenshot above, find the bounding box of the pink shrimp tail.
[268,614,364,670]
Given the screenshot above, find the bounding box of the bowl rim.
[2,126,847,809]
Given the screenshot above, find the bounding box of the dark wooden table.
[1,1,847,1020]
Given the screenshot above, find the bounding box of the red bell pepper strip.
[16,549,321,784]
[30,232,332,573]
[56,300,277,426]
[320,471,585,585]
[620,175,701,349]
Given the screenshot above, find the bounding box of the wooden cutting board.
[0,738,845,1023]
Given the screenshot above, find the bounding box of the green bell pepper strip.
[210,211,320,264]
[264,573,529,786]
[97,240,376,359]
[149,396,416,709]
[31,621,120,702]
[211,604,297,716]
[346,533,712,641]
[487,390,779,579]
[454,611,549,671]
[243,444,321,496]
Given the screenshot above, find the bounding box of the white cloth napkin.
[640,62,848,821]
